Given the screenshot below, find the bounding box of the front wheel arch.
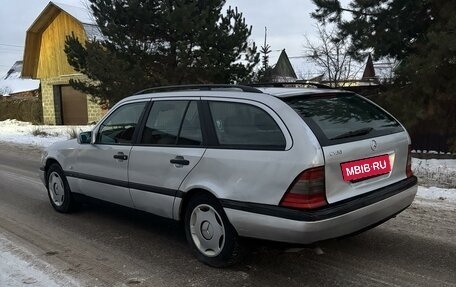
[46,162,78,213]
[44,158,60,188]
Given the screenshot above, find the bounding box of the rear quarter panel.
[177,97,324,206]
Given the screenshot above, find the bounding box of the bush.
[31,127,51,137]
[0,97,43,124]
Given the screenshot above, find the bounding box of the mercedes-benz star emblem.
[371,140,377,151]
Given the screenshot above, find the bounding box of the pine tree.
[312,0,456,151]
[255,26,274,83]
[65,0,259,108]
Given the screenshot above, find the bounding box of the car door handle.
[113,152,128,160]
[170,156,189,166]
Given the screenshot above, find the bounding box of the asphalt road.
[0,142,455,287]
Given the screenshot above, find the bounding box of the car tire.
[46,163,78,213]
[184,193,244,267]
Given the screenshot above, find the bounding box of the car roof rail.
[133,84,263,95]
[248,81,332,89]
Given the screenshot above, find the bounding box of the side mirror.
[78,131,92,144]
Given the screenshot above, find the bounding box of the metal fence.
[410,132,452,154]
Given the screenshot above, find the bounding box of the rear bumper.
[223,176,417,244]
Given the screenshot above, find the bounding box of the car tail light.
[406,145,413,177]
[280,166,327,209]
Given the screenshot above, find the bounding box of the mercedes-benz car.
[39,84,417,267]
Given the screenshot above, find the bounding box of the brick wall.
[87,96,107,124]
[41,75,105,125]
[41,77,57,125]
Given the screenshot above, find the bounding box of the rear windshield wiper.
[330,127,373,140]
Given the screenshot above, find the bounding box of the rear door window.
[208,101,286,150]
[284,93,404,146]
[177,101,203,146]
[140,100,203,146]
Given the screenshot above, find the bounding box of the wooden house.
[22,1,104,125]
[271,50,396,88]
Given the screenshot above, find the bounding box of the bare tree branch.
[303,24,360,87]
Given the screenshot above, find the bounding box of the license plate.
[341,154,391,181]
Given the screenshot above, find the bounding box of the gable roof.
[22,1,102,77]
[272,49,297,81]
[271,50,329,81]
[3,61,23,80]
[52,2,95,24]
[362,53,376,80]
[25,2,94,34]
[1,61,40,96]
[270,50,395,86]
[52,2,103,40]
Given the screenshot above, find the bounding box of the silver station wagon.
[39,84,418,267]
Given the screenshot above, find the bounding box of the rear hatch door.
[285,93,410,204]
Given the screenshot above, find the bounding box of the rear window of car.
[208,101,286,150]
[284,93,404,146]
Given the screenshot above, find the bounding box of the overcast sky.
[0,0,347,77]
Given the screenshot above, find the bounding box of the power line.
[0,50,23,54]
[0,43,24,48]
[0,47,23,51]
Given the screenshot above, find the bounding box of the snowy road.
[0,233,78,287]
[0,141,455,286]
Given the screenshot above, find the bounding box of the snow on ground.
[0,119,92,147]
[412,158,456,188]
[0,119,454,283]
[416,186,456,204]
[413,158,455,204]
[0,234,79,287]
